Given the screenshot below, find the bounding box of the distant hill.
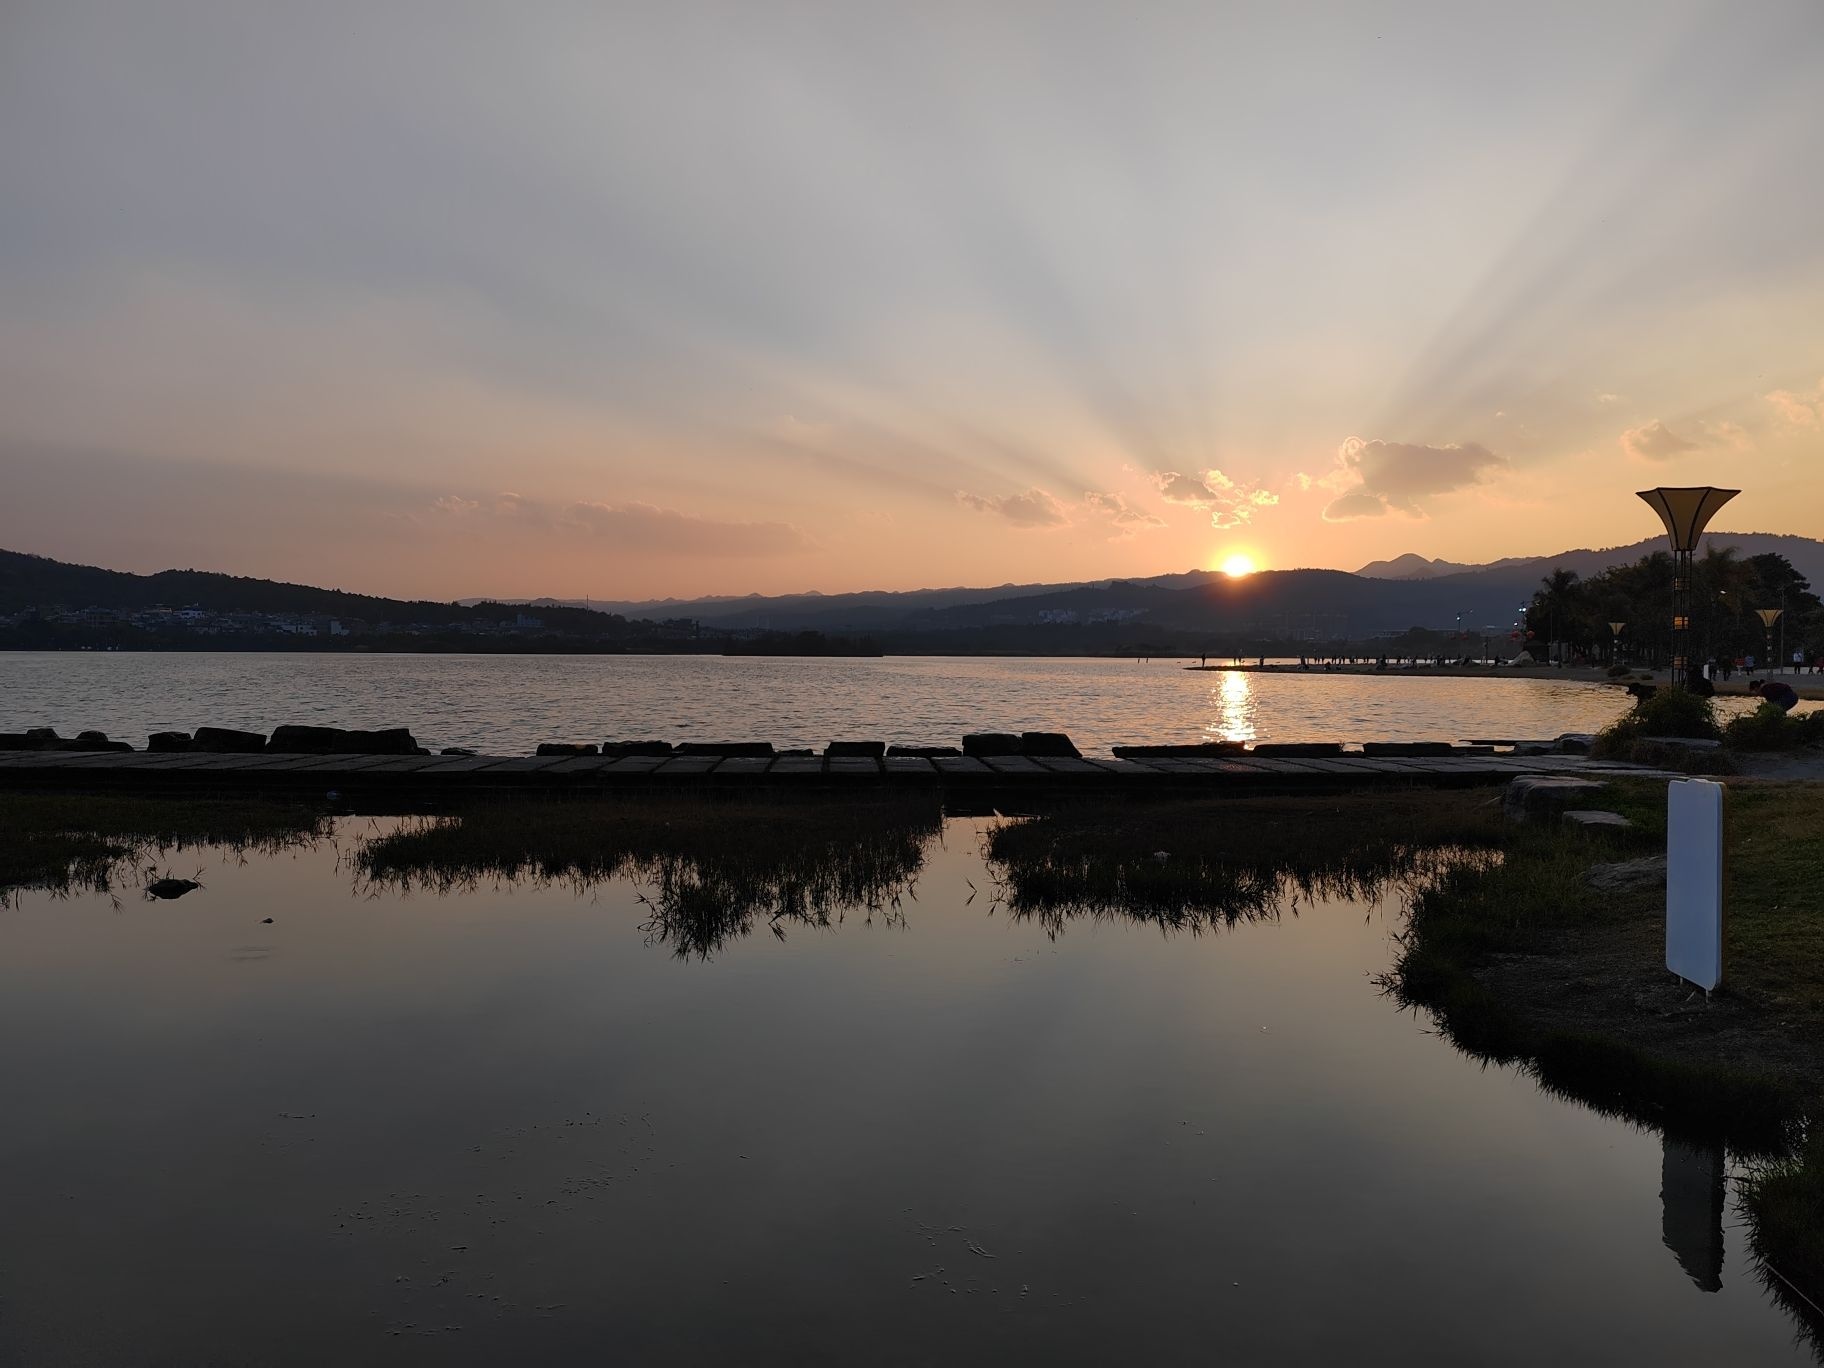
[0,547,612,632]
[1357,533,1824,588]
[1355,552,1529,580]
[8,527,1822,651]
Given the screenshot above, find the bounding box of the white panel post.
[1666,779,1725,991]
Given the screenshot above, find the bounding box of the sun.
[1220,552,1257,578]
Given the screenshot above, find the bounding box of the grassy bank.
[1388,776,1824,1323]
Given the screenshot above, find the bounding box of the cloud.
[1765,378,1824,428]
[1082,490,1166,536]
[955,487,1069,528]
[1595,392,1622,405]
[1316,437,1507,521]
[1619,420,1700,462]
[430,492,810,555]
[1152,468,1278,529]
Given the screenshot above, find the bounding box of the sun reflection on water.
[1205,669,1257,743]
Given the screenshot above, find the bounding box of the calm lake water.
[0,819,1810,1366]
[0,652,1640,753]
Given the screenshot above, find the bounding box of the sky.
[3,0,1823,602]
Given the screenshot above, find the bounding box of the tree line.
[1524,547,1822,669]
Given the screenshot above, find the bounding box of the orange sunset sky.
[3,1,1822,601]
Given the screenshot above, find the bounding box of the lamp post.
[1756,608,1783,672]
[1637,487,1739,688]
[1610,621,1625,667]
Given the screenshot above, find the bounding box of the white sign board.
[1666,779,1725,991]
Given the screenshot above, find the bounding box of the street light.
[1637,486,1739,687]
[1756,607,1783,671]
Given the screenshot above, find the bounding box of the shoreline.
[1186,661,1824,699]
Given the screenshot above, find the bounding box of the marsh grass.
[0,791,331,904]
[353,793,944,958]
[1746,1133,1824,1350]
[983,790,1506,935]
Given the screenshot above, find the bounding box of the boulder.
[266,724,345,753]
[332,727,417,754]
[887,745,962,757]
[147,731,193,752]
[440,746,478,757]
[1504,775,1607,822]
[1555,733,1596,755]
[25,726,60,745]
[602,740,674,757]
[536,742,598,756]
[962,732,1022,757]
[266,725,420,755]
[1562,809,1632,830]
[825,740,886,758]
[1250,742,1344,757]
[1361,742,1457,757]
[1020,731,1080,758]
[191,726,268,753]
[676,741,774,757]
[69,734,133,752]
[1584,855,1666,892]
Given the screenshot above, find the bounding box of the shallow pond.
[0,817,1811,1365]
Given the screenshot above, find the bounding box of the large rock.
[536,742,598,756]
[676,741,774,757]
[1585,855,1666,891]
[147,731,193,752]
[266,724,345,753]
[1020,731,1080,758]
[1555,733,1596,755]
[825,740,886,758]
[266,725,419,755]
[887,744,961,757]
[962,732,1022,757]
[192,726,268,753]
[1504,775,1607,822]
[603,740,674,756]
[69,730,133,752]
[1562,809,1632,830]
[1361,741,1457,757]
[1251,742,1344,757]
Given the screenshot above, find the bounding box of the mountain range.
[6,529,1820,650]
[465,532,1824,634]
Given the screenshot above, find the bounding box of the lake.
[0,652,1639,753]
[0,814,1809,1365]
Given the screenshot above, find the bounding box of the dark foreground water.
[0,819,1809,1366]
[0,651,1639,753]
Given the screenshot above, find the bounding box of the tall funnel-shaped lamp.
[1637,487,1739,686]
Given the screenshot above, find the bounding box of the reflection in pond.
[354,794,943,958]
[1663,1136,1726,1293]
[0,791,330,906]
[984,791,1501,935]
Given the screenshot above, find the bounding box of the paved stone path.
[0,748,1674,798]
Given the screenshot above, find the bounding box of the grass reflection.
[0,792,331,906]
[353,794,943,959]
[984,791,1502,936]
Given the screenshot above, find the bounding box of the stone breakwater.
[0,723,1609,761]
